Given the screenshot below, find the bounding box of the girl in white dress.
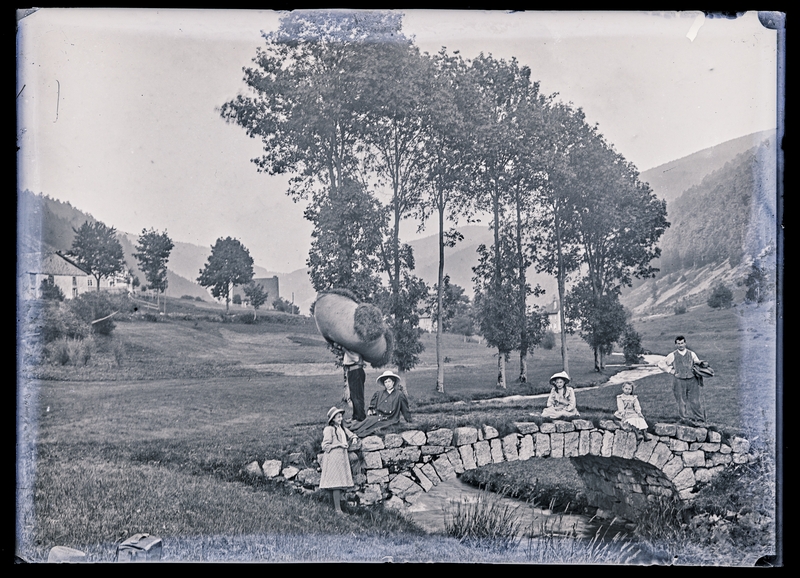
[614,382,650,440]
[319,406,358,514]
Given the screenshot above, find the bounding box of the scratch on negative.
[54,79,60,123]
[16,84,25,99]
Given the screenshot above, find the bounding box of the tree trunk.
[555,203,570,375]
[519,352,527,384]
[435,206,445,394]
[594,346,601,372]
[497,350,506,389]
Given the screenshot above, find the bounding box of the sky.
[16,9,778,274]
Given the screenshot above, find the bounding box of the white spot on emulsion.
[686,14,705,42]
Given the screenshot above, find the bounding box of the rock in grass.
[262,460,282,478]
[243,461,263,477]
[281,466,299,480]
[48,546,86,563]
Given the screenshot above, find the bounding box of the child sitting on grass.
[614,381,650,441]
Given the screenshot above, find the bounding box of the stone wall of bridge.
[248,419,757,521]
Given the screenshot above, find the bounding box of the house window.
[109,278,115,286]
[72,276,77,286]
[48,275,54,284]
[88,279,93,287]
[72,288,78,297]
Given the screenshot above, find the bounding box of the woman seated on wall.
[349,370,412,437]
[539,371,580,419]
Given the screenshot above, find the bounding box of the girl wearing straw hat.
[350,370,412,437]
[319,406,358,514]
[540,371,580,419]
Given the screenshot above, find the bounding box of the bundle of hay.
[312,290,392,367]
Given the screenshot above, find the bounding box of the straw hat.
[549,371,571,386]
[326,406,345,424]
[376,370,401,385]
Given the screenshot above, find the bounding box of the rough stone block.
[502,434,520,461]
[490,438,505,463]
[539,422,557,434]
[388,472,416,495]
[720,444,732,454]
[695,427,708,442]
[598,419,619,431]
[401,430,427,446]
[551,432,565,458]
[281,466,299,480]
[362,451,383,470]
[433,455,457,481]
[662,456,685,480]
[634,439,658,463]
[707,430,722,443]
[673,468,696,491]
[400,447,421,462]
[535,433,551,457]
[678,487,696,500]
[589,431,603,455]
[357,484,383,506]
[578,430,591,456]
[474,440,492,466]
[244,461,263,477]
[654,423,677,436]
[421,462,440,485]
[698,443,721,452]
[483,425,500,440]
[631,483,643,493]
[730,437,751,453]
[694,468,714,483]
[600,431,614,457]
[383,495,405,510]
[732,453,749,464]
[296,468,321,488]
[477,428,485,441]
[682,450,706,468]
[675,425,696,442]
[421,445,446,455]
[367,468,390,484]
[361,436,385,451]
[379,448,402,464]
[670,439,689,452]
[384,433,404,448]
[459,445,477,470]
[412,466,433,491]
[453,427,479,446]
[262,459,282,478]
[554,420,575,433]
[622,431,638,459]
[519,435,534,460]
[426,428,454,446]
[564,431,580,457]
[446,449,465,474]
[514,422,540,434]
[648,442,673,469]
[706,453,732,467]
[573,419,594,431]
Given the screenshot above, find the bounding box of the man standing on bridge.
[658,335,705,425]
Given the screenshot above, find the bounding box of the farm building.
[20,252,131,300]
[543,295,561,333]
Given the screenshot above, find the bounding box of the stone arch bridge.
[256,419,757,522]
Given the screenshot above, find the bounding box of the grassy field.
[16,295,778,563]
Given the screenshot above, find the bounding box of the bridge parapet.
[255,419,757,520]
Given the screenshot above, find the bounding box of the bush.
[707,284,733,309]
[541,330,556,350]
[674,304,687,315]
[44,337,94,366]
[232,294,242,305]
[39,278,65,301]
[41,302,91,343]
[180,295,194,300]
[621,324,644,364]
[71,292,136,334]
[195,296,204,302]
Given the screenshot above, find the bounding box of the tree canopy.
[197,237,255,312]
[68,220,126,291]
[134,228,174,311]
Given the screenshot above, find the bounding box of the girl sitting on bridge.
[614,381,651,441]
[540,371,580,419]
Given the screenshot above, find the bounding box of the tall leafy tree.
[68,220,126,292]
[133,228,174,313]
[197,237,255,312]
[566,132,669,370]
[243,282,268,320]
[305,178,386,302]
[564,279,628,369]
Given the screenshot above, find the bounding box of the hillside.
[640,129,776,205]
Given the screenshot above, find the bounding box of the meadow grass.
[16,298,777,563]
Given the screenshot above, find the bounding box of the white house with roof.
[21,252,130,300]
[543,295,561,333]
